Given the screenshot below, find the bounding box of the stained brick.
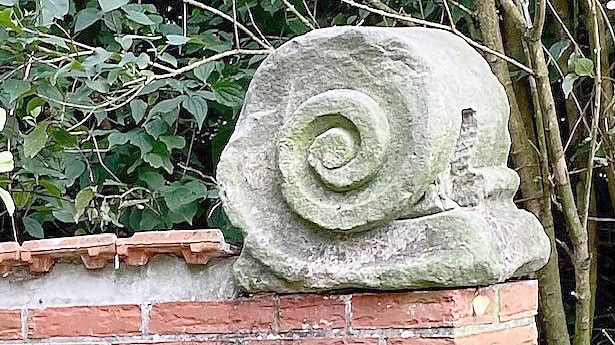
[279,294,347,331]
[351,287,495,329]
[499,280,539,321]
[149,297,276,334]
[0,309,22,340]
[28,305,141,338]
[455,324,538,345]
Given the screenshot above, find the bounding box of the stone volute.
[216,26,551,293]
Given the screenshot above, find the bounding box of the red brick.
[28,305,141,338]
[149,297,275,334]
[455,324,538,345]
[499,280,538,321]
[0,309,21,340]
[246,340,378,345]
[388,338,454,345]
[281,340,379,345]
[116,343,227,345]
[351,287,495,329]
[279,294,347,331]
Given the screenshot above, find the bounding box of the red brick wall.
[0,280,539,345]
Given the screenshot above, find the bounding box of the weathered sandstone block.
[217,26,550,292]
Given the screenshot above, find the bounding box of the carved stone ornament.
[217,26,551,293]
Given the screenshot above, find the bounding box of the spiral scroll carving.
[277,90,390,231]
[216,27,550,293]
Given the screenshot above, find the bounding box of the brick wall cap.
[116,229,225,246]
[0,229,237,275]
[0,242,21,276]
[116,229,238,265]
[20,234,117,253]
[0,242,19,259]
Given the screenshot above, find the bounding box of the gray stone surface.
[217,26,550,293]
[0,256,238,308]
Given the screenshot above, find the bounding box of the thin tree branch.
[182,0,274,50]
[529,0,547,41]
[581,0,602,230]
[282,0,315,30]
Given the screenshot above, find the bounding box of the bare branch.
[182,0,274,51]
[529,0,547,41]
[581,0,602,231]
[282,0,315,30]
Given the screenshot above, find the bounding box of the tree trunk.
[476,2,571,345]
[527,37,592,345]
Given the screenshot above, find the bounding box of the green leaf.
[139,209,161,230]
[159,135,186,150]
[115,35,133,50]
[143,141,172,172]
[166,34,190,45]
[37,36,69,50]
[212,80,244,107]
[12,191,32,209]
[23,216,44,238]
[124,9,155,25]
[159,52,177,67]
[98,0,129,13]
[108,129,153,156]
[74,8,103,32]
[144,118,168,138]
[85,79,109,93]
[161,185,194,212]
[144,152,172,173]
[0,107,6,131]
[182,95,208,129]
[0,150,14,173]
[193,63,215,83]
[39,0,69,26]
[107,131,130,147]
[119,52,150,69]
[574,57,594,77]
[0,187,14,216]
[149,96,184,116]
[548,40,570,62]
[64,159,85,187]
[83,48,112,68]
[73,187,94,222]
[0,8,19,31]
[24,121,50,158]
[4,79,31,103]
[52,201,76,223]
[103,10,123,32]
[138,169,165,189]
[50,127,78,147]
[167,202,197,225]
[130,99,147,123]
[562,73,578,99]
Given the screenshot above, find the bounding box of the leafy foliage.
[0,0,328,241]
[0,0,592,245]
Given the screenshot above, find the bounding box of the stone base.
[1,277,539,345]
[235,203,550,293]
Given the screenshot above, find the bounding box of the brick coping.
[0,229,238,275]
